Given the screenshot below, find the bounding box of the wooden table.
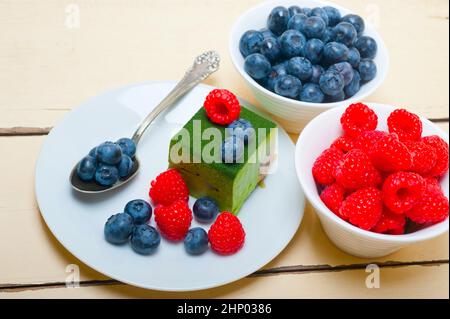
[0,0,448,299]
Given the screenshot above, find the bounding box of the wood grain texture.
[1,265,448,299]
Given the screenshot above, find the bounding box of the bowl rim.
[228,0,390,109]
[295,102,449,243]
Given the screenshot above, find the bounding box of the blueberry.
[239,30,264,58]
[279,30,306,58]
[267,6,289,36]
[227,119,255,144]
[124,199,152,224]
[288,5,303,18]
[310,65,324,84]
[222,136,244,164]
[77,155,97,182]
[244,53,271,80]
[300,83,325,103]
[323,6,342,26]
[323,42,349,65]
[130,225,161,255]
[260,37,282,63]
[347,47,361,68]
[117,154,133,178]
[302,8,312,16]
[355,36,378,59]
[345,70,361,97]
[303,39,324,64]
[274,74,302,99]
[341,14,365,35]
[301,16,326,39]
[193,197,220,223]
[259,28,276,40]
[287,57,313,82]
[264,63,288,92]
[333,22,357,47]
[311,7,329,26]
[95,164,119,186]
[89,147,98,158]
[329,62,354,86]
[321,27,334,43]
[287,13,307,31]
[116,138,136,158]
[319,70,345,96]
[359,59,377,82]
[97,142,122,165]
[184,228,209,255]
[326,91,346,103]
[104,213,133,245]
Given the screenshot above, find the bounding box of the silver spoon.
[70,51,220,194]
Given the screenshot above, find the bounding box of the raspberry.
[404,141,437,175]
[382,172,425,214]
[369,134,413,172]
[387,109,422,142]
[330,135,354,153]
[353,130,388,153]
[335,149,382,191]
[320,183,346,218]
[154,200,193,241]
[203,89,241,125]
[406,180,449,224]
[208,212,245,255]
[372,208,406,235]
[149,169,189,206]
[422,135,449,178]
[340,187,383,230]
[340,103,378,138]
[312,147,344,186]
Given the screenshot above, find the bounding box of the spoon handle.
[131,51,220,144]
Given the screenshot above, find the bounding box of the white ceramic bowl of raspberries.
[229,0,389,133]
[295,103,449,258]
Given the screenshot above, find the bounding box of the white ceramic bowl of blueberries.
[229,0,389,133]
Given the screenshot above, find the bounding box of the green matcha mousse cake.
[168,106,277,214]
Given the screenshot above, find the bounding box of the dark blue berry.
[287,57,313,82]
[259,28,276,40]
[359,59,377,82]
[323,6,342,26]
[279,30,306,58]
[117,154,133,178]
[227,119,255,144]
[300,83,325,103]
[124,199,152,225]
[355,36,378,59]
[222,136,244,164]
[274,74,302,99]
[287,13,307,31]
[97,141,122,165]
[311,7,329,26]
[104,213,133,245]
[116,138,136,158]
[326,90,346,103]
[345,70,361,97]
[260,37,282,63]
[341,14,365,35]
[303,38,324,64]
[310,65,324,84]
[301,16,326,39]
[77,155,97,182]
[347,47,361,68]
[264,63,288,92]
[329,62,354,86]
[319,70,345,96]
[193,197,220,223]
[288,5,303,18]
[95,164,119,186]
[239,30,264,58]
[302,8,312,16]
[323,42,349,65]
[184,228,209,255]
[89,147,98,158]
[321,27,334,43]
[267,6,289,36]
[130,225,160,255]
[244,53,271,80]
[333,22,357,47]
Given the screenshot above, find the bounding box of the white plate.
[35,81,305,291]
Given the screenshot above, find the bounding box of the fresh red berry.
[382,172,425,214]
[424,177,442,193]
[340,103,378,138]
[154,200,193,241]
[331,135,354,153]
[422,135,449,178]
[320,183,346,219]
[406,180,449,224]
[340,187,383,230]
[149,169,189,206]
[404,141,437,175]
[387,109,422,142]
[335,149,382,191]
[369,134,413,172]
[203,89,241,125]
[353,130,388,153]
[208,212,245,255]
[372,208,406,235]
[312,147,344,186]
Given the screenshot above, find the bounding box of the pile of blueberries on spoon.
[240,5,378,103]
